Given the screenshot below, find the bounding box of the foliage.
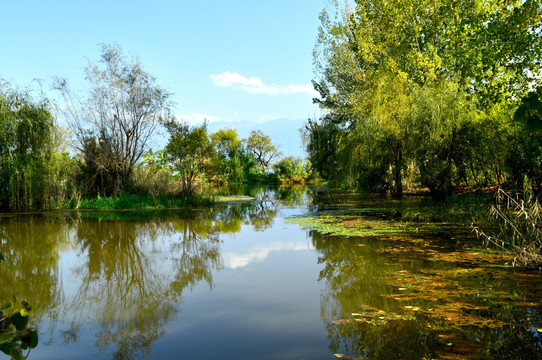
[0,298,38,360]
[210,128,256,184]
[273,156,311,184]
[308,0,542,199]
[132,148,178,196]
[507,87,542,194]
[76,192,213,210]
[54,43,173,196]
[303,116,343,181]
[246,130,280,174]
[165,120,215,196]
[0,83,74,211]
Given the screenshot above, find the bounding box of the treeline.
[0,44,313,212]
[305,0,542,200]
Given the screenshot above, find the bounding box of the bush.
[273,157,310,185]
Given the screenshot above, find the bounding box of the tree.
[246,130,280,174]
[273,156,309,184]
[210,128,245,183]
[508,87,542,194]
[55,43,173,196]
[0,83,56,211]
[165,120,214,196]
[308,0,542,197]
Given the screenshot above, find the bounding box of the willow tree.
[55,44,173,196]
[0,84,56,211]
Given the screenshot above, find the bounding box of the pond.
[1,187,541,359]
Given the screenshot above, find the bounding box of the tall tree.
[309,0,542,197]
[0,83,56,211]
[55,44,173,196]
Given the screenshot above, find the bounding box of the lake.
[1,186,541,359]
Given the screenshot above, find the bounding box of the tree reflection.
[0,215,71,330]
[276,185,309,206]
[66,210,229,358]
[246,187,277,231]
[0,197,282,359]
[311,222,542,359]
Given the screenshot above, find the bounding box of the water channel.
[1,187,541,359]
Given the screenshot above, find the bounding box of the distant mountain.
[206,118,307,159]
[150,118,308,159]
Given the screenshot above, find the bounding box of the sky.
[0,0,326,126]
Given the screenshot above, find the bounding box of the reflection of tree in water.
[276,185,310,206]
[0,188,288,359]
[311,225,542,360]
[0,215,72,332]
[246,187,278,231]
[310,231,440,359]
[212,185,280,232]
[68,210,227,359]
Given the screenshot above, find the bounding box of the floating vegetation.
[332,304,416,326]
[286,210,420,237]
[302,192,542,359]
[214,195,255,203]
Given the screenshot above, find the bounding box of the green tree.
[165,120,214,196]
[508,87,542,194]
[55,44,173,196]
[246,130,280,174]
[273,156,310,185]
[210,128,246,183]
[0,83,60,211]
[309,0,542,197]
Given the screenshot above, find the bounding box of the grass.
[473,189,542,267]
[73,193,214,210]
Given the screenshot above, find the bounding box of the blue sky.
[1,0,325,125]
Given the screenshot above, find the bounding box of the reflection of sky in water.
[30,204,328,359]
[221,225,314,269]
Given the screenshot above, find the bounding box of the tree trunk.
[392,144,403,199]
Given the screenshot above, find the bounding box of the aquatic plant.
[0,254,38,360]
[473,189,542,267]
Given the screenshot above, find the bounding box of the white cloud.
[222,241,313,269]
[175,113,225,125]
[209,71,319,97]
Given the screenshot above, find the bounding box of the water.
[1,187,541,359]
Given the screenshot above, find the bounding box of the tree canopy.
[307,0,542,198]
[55,44,174,196]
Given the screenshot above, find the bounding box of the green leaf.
[514,104,528,122]
[21,330,38,349]
[0,331,16,344]
[8,313,28,332]
[11,349,25,360]
[526,117,542,131]
[1,302,12,310]
[0,343,11,356]
[0,252,4,262]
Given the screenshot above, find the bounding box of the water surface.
[1,187,541,359]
